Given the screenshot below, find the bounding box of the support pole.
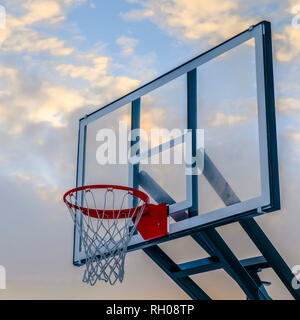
[187,69,198,216]
[240,218,300,300]
[144,245,211,300]
[200,228,269,300]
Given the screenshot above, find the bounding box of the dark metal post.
[200,228,269,300]
[131,98,141,191]
[187,69,198,217]
[144,245,211,300]
[240,218,300,300]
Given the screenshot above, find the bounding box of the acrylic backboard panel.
[197,38,260,213]
[73,21,279,265]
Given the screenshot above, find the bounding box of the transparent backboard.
[73,21,279,264]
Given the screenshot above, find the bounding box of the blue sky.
[0,0,300,299]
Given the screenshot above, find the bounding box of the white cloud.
[0,65,18,81]
[277,98,300,115]
[94,75,140,96]
[0,64,85,129]
[116,37,138,55]
[210,112,247,127]
[55,53,141,96]
[28,84,85,127]
[0,54,141,130]
[13,172,31,181]
[122,105,167,133]
[36,183,62,203]
[287,0,300,11]
[121,8,155,21]
[61,0,86,5]
[0,0,84,56]
[121,0,300,63]
[284,126,300,158]
[1,27,74,55]
[0,9,74,56]
[22,1,64,25]
[55,56,109,83]
[274,26,300,62]
[121,0,253,44]
[288,131,300,142]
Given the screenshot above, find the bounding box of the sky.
[0,0,300,299]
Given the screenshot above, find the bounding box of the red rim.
[63,185,150,219]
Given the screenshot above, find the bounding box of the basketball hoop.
[63,185,167,286]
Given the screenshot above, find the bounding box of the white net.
[64,186,147,285]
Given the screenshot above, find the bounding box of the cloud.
[55,56,109,83]
[22,1,64,25]
[61,0,86,5]
[287,0,300,12]
[13,172,31,181]
[55,54,140,98]
[0,64,18,82]
[5,0,85,27]
[126,0,141,3]
[274,26,300,62]
[121,0,300,65]
[94,75,140,96]
[209,112,247,127]
[121,105,167,134]
[0,63,85,129]
[116,37,138,55]
[121,0,253,44]
[283,127,300,158]
[0,9,74,56]
[28,84,85,127]
[36,183,62,203]
[0,18,143,133]
[1,27,74,55]
[0,0,84,56]
[287,131,300,142]
[277,98,300,115]
[121,8,155,21]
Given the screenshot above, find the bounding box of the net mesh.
[64,187,146,285]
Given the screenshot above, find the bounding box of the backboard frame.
[73,21,280,266]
